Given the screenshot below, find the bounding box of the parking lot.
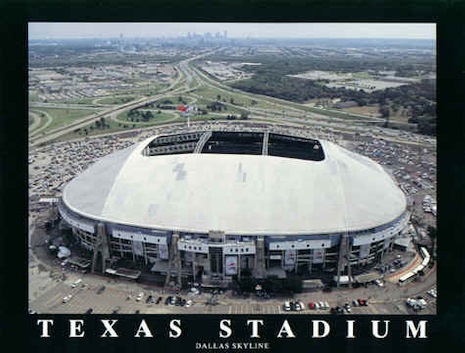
[29,260,436,315]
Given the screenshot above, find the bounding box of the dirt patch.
[340,104,380,117]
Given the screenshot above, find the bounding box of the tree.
[380,106,390,127]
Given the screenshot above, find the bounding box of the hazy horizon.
[29,22,436,40]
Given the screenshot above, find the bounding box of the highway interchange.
[29,49,435,150]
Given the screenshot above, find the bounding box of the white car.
[374,279,384,287]
[283,301,291,311]
[71,279,82,288]
[62,295,73,303]
[136,292,144,302]
[294,301,304,311]
[185,299,194,307]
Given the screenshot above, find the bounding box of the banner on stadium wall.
[312,249,325,264]
[359,244,371,259]
[284,250,297,265]
[158,244,169,260]
[225,256,238,275]
[132,240,143,256]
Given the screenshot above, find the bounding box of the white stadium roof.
[62,136,406,236]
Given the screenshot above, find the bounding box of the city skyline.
[29,22,436,40]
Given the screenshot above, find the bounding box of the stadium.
[58,127,409,287]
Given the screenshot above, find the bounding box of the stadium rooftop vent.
[268,133,325,161]
[202,131,264,155]
[143,130,325,161]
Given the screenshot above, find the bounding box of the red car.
[357,299,368,306]
[308,302,316,310]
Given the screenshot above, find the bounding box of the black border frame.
[1,1,465,352]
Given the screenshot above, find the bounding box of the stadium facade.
[59,128,409,286]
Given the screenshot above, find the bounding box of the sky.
[29,22,436,40]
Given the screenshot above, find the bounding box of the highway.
[29,49,436,150]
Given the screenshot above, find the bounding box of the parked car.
[357,299,368,306]
[283,301,291,311]
[295,301,305,311]
[62,295,73,303]
[308,302,316,310]
[71,279,82,288]
[136,292,144,302]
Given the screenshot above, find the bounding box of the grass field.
[152,95,196,106]
[95,95,141,105]
[32,107,101,132]
[116,110,179,125]
[340,104,411,123]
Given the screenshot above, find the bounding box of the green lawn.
[152,95,196,106]
[33,107,101,132]
[116,110,178,125]
[95,95,141,105]
[54,114,185,142]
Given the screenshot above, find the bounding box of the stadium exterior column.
[95,222,110,274]
[192,252,196,283]
[238,254,241,282]
[143,242,148,265]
